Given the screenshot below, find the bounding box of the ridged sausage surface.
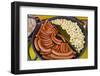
[34,20,76,60]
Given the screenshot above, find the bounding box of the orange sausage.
[49,53,74,59]
[57,34,66,42]
[51,49,73,57]
[51,34,62,45]
[34,38,40,51]
[38,39,51,53]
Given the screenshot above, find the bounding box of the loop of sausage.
[39,35,50,40]
[34,37,40,51]
[39,32,50,38]
[52,45,59,52]
[40,39,54,48]
[40,24,54,35]
[43,43,54,49]
[39,31,50,39]
[51,49,73,57]
[42,41,53,46]
[34,20,76,60]
[57,34,66,42]
[36,24,43,37]
[39,36,50,40]
[37,39,51,53]
[40,38,51,42]
[41,39,52,44]
[51,34,62,45]
[62,43,69,53]
[60,43,65,53]
[40,26,51,35]
[48,53,74,59]
[45,21,54,30]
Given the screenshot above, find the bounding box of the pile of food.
[51,19,85,53]
[33,20,76,60]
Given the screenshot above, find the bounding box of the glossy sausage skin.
[34,20,76,60]
[34,37,40,51]
[37,39,51,53]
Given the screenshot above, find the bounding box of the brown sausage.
[40,25,53,35]
[52,45,60,52]
[62,43,69,53]
[51,49,73,57]
[51,34,62,45]
[39,32,50,38]
[35,20,76,60]
[64,43,69,53]
[49,53,74,59]
[39,33,50,39]
[57,34,66,42]
[38,39,51,53]
[41,39,54,48]
[41,39,52,44]
[36,24,43,37]
[34,38,40,51]
[60,43,65,53]
[45,21,54,29]
[43,43,54,49]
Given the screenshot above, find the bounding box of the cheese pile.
[51,19,85,53]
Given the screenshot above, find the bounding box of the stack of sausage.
[34,20,76,60]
